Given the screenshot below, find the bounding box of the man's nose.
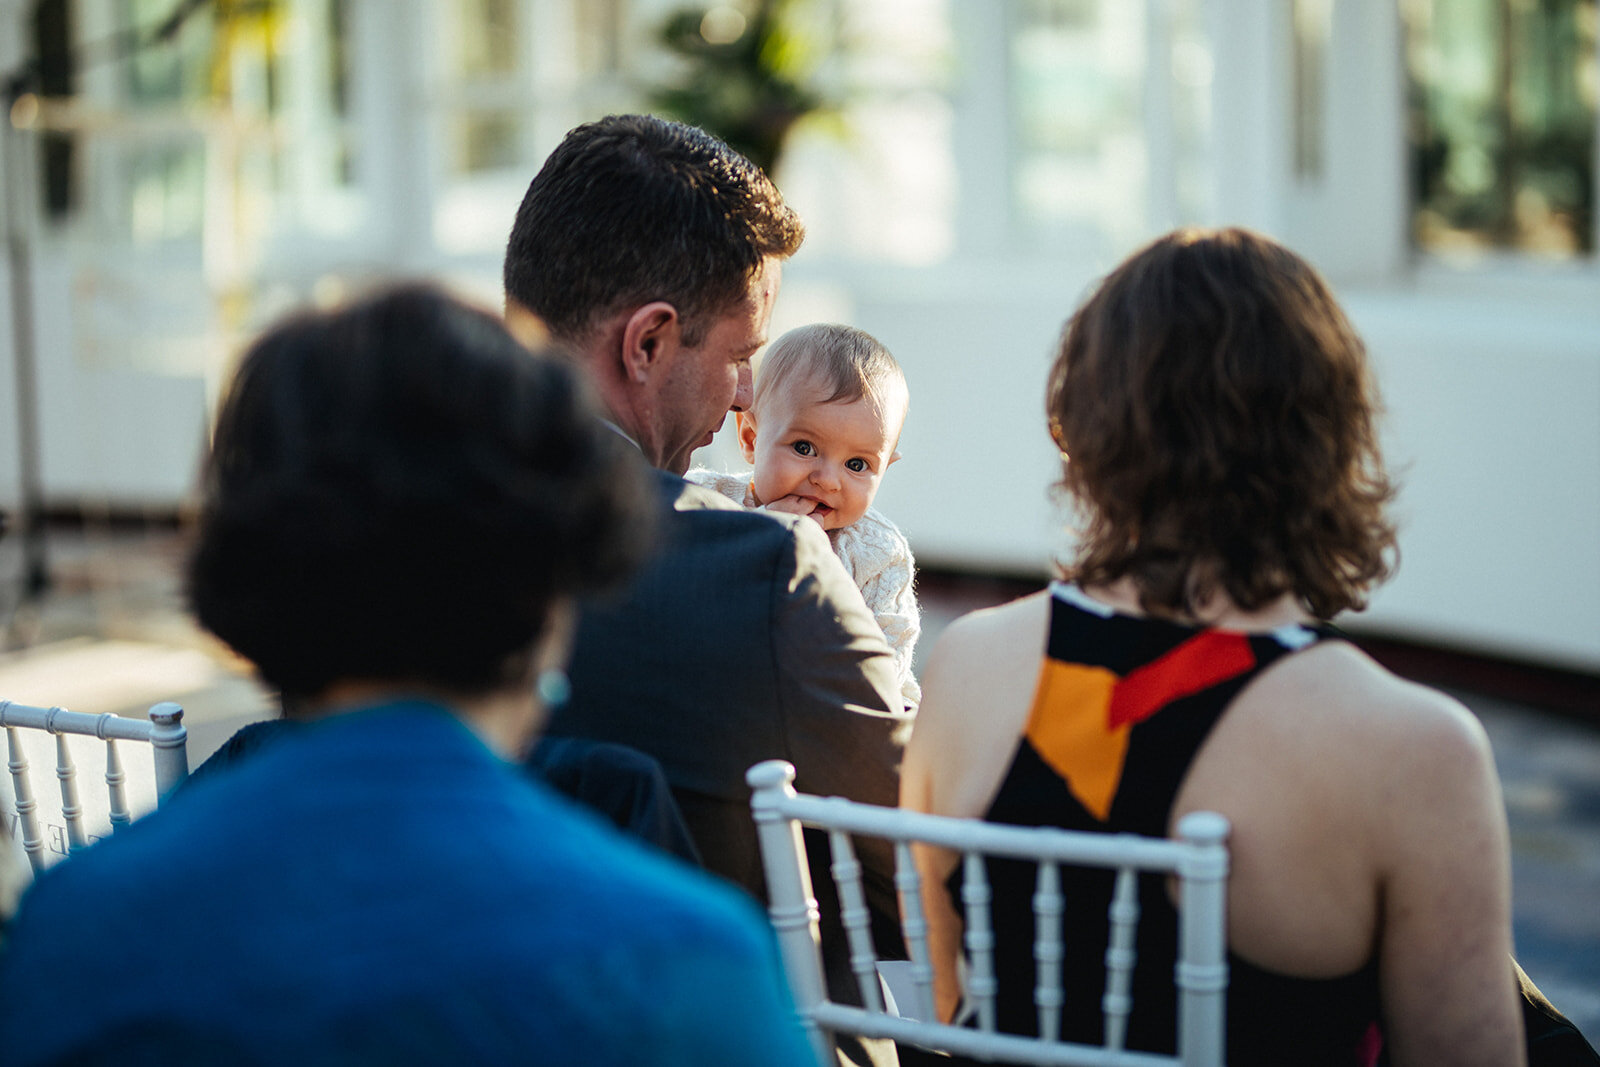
[731,364,754,412]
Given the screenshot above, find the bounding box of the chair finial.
[745,759,796,789]
[1176,811,1229,846]
[148,703,185,727]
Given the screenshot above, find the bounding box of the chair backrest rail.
[811,1003,1182,1067]
[1,702,174,745]
[767,791,1203,874]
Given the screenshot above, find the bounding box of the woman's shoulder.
[921,589,1051,692]
[1259,638,1486,742]
[1216,636,1498,820]
[940,586,1050,640]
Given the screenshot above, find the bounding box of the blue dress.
[0,700,814,1066]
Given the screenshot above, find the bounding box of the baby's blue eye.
[846,458,868,473]
[792,441,815,457]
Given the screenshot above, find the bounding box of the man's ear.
[620,302,681,384]
[736,411,760,464]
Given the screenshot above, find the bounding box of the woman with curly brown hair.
[902,228,1524,1066]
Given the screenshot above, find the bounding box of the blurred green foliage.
[650,0,831,175]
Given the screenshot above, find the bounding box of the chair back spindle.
[1032,862,1064,1041]
[828,825,886,1013]
[960,851,998,1031]
[105,739,132,829]
[1101,866,1141,1051]
[893,839,939,1026]
[6,726,43,870]
[54,731,87,850]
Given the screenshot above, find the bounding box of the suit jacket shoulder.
[549,467,906,898]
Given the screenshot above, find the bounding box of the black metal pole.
[3,75,52,628]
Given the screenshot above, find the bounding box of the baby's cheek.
[749,462,787,507]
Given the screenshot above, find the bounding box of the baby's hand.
[763,494,826,526]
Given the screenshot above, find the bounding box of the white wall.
[1352,287,1600,671]
[772,263,1600,674]
[27,252,211,505]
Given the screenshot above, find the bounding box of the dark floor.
[2,530,1596,1038]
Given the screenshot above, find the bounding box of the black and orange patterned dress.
[947,582,1383,1066]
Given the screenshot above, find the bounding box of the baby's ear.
[887,450,902,467]
[735,411,760,464]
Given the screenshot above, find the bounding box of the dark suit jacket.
[544,470,911,1045]
[548,468,908,887]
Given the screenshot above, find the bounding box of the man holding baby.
[503,116,909,1065]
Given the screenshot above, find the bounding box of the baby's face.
[738,386,904,531]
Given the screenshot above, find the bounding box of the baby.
[688,323,920,709]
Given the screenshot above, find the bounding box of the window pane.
[1010,0,1147,253]
[770,0,957,265]
[455,0,520,76]
[1406,0,1597,257]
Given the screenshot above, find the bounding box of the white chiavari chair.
[747,759,1230,1067]
[1,700,189,876]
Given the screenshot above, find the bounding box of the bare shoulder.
[1220,637,1500,823]
[1274,650,1521,1065]
[1265,639,1490,752]
[906,590,1052,817]
[925,590,1052,672]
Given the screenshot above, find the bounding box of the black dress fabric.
[945,584,1382,1067]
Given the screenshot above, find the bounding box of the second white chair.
[746,758,1230,1067]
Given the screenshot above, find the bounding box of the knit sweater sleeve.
[833,508,921,711]
[683,467,757,507]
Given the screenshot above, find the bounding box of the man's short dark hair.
[503,114,803,347]
[188,284,653,699]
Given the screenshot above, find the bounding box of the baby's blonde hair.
[753,323,908,422]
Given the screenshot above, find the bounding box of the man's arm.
[771,516,908,802]
[769,517,910,936]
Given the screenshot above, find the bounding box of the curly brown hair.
[1048,227,1397,620]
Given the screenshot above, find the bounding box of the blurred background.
[0,0,1596,669]
[0,0,1596,1034]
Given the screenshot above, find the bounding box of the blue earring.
[536,668,571,710]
